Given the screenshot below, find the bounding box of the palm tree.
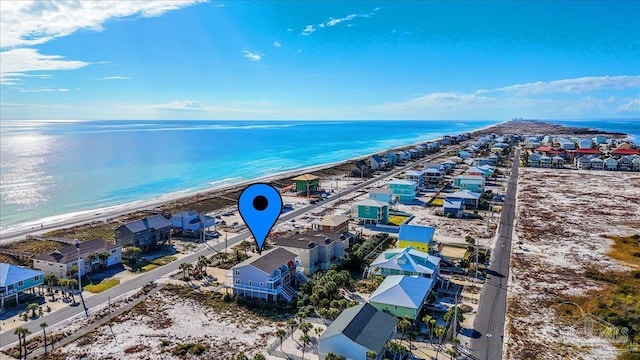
[435,325,446,359]
[67,279,78,304]
[397,317,412,345]
[88,253,98,270]
[252,354,266,360]
[429,318,437,346]
[287,318,297,335]
[276,328,287,352]
[407,330,417,355]
[14,326,30,359]
[299,334,311,360]
[44,274,57,297]
[422,314,433,344]
[66,264,79,278]
[197,255,211,275]
[40,322,48,356]
[239,240,252,255]
[236,353,248,360]
[300,321,313,337]
[98,251,110,269]
[233,247,243,262]
[179,262,191,279]
[58,278,68,299]
[26,302,39,318]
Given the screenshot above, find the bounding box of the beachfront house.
[273,231,350,275]
[369,188,394,204]
[368,275,434,320]
[539,155,552,168]
[453,175,485,193]
[388,179,417,202]
[397,224,435,252]
[442,200,464,218]
[312,215,350,234]
[632,157,640,172]
[604,157,619,171]
[115,214,172,252]
[170,210,215,236]
[369,246,441,279]
[617,156,633,171]
[590,157,604,170]
[369,155,387,171]
[446,190,481,209]
[385,152,398,167]
[528,153,541,167]
[292,174,320,195]
[404,170,424,189]
[423,168,444,184]
[552,156,565,169]
[231,248,298,302]
[576,156,591,170]
[318,303,398,360]
[0,263,44,308]
[355,199,390,225]
[593,135,607,144]
[32,238,122,278]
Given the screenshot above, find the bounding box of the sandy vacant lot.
[506,168,640,360]
[56,286,278,360]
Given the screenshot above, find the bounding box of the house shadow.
[0,294,46,321]
[485,269,505,278]
[460,327,482,339]
[87,264,126,282]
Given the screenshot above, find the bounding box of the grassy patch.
[430,198,445,206]
[84,279,120,293]
[387,215,409,226]
[141,264,159,272]
[150,255,177,266]
[606,234,640,268]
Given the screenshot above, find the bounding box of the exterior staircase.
[296,270,309,283]
[280,286,293,302]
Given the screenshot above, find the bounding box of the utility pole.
[475,245,479,279]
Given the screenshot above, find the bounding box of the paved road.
[471,148,520,360]
[0,146,461,349]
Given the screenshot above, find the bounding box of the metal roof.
[0,263,43,287]
[233,247,296,274]
[319,303,398,354]
[33,238,120,264]
[369,275,434,309]
[292,174,320,181]
[398,224,435,244]
[122,214,171,233]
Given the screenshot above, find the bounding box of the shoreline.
[0,120,504,242]
[0,119,625,246]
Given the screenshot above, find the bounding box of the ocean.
[0,119,637,233]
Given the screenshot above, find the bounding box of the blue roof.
[0,263,43,287]
[398,224,435,244]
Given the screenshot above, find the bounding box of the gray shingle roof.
[123,215,171,233]
[233,247,296,273]
[320,303,398,354]
[33,238,120,264]
[273,231,344,249]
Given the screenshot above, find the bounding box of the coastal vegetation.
[84,279,120,293]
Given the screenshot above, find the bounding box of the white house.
[170,210,216,234]
[32,239,122,278]
[273,232,350,275]
[231,248,298,302]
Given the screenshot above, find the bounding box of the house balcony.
[232,283,282,296]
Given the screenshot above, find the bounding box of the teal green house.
[368,275,434,320]
[388,179,417,202]
[355,199,389,225]
[0,263,44,308]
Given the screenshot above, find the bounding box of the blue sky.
[1,1,639,120]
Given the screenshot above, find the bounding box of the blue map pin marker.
[238,183,283,254]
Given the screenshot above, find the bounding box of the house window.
[235,279,240,284]
[34,276,40,281]
[18,281,24,286]
[111,249,116,253]
[36,260,40,263]
[259,282,263,286]
[248,281,252,286]
[234,270,240,275]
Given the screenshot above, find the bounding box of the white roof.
[404,170,424,176]
[356,198,389,207]
[370,247,440,276]
[388,179,416,186]
[446,190,481,200]
[369,275,434,309]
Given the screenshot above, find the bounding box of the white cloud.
[232,100,275,107]
[242,50,263,61]
[477,76,640,95]
[0,1,205,49]
[0,48,89,85]
[618,97,640,112]
[286,28,294,32]
[274,41,281,48]
[151,100,205,111]
[18,88,69,93]
[213,3,225,8]
[327,14,356,27]
[95,76,130,80]
[301,25,316,36]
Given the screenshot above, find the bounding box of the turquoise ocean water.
[0,119,637,233]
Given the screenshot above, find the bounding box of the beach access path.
[0,144,464,352]
[470,147,519,360]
